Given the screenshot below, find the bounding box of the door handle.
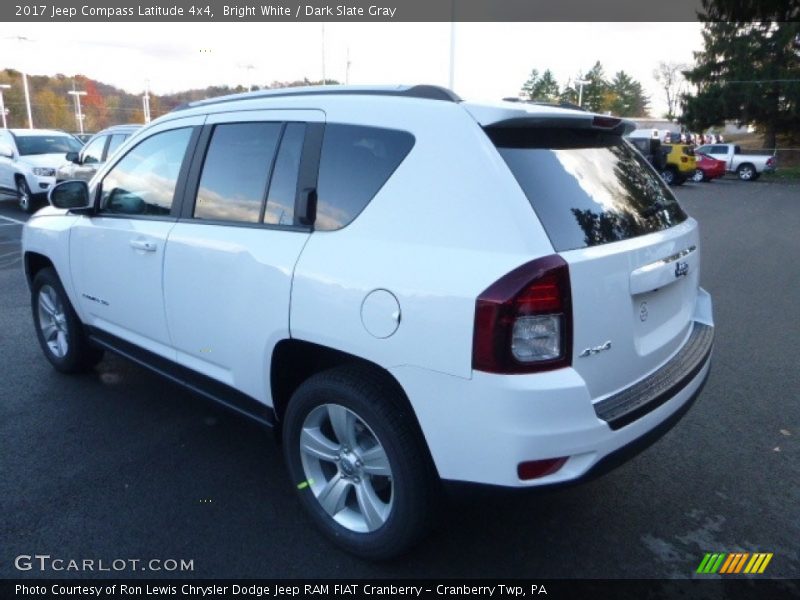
[129,239,157,253]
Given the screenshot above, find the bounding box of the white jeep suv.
[22,85,714,559]
[0,128,84,213]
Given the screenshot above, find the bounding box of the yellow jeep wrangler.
[661,143,697,186]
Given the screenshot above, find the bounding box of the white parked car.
[0,128,84,212]
[56,124,141,184]
[695,143,777,181]
[22,85,714,558]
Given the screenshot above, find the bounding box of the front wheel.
[737,163,757,181]
[691,169,705,183]
[17,177,35,214]
[282,366,438,559]
[31,268,104,373]
[661,167,678,186]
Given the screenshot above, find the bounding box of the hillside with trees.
[0,69,337,131]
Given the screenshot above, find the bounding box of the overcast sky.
[0,22,703,116]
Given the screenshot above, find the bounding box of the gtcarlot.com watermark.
[14,554,194,573]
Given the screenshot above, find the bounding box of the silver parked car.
[56,124,141,183]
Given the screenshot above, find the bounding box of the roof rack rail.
[171,84,462,113]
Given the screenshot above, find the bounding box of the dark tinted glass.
[195,123,282,223]
[107,134,129,157]
[264,123,305,226]
[315,124,414,231]
[81,136,106,164]
[101,128,192,216]
[15,135,82,155]
[489,128,687,251]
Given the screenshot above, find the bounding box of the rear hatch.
[473,105,699,400]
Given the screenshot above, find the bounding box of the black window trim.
[92,125,201,222]
[176,119,323,233]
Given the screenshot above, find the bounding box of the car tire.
[17,177,35,214]
[31,267,104,373]
[282,365,439,560]
[750,172,761,181]
[660,167,677,185]
[737,163,757,181]
[691,169,705,183]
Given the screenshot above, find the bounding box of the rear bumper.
[392,289,714,488]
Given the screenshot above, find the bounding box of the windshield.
[488,127,687,251]
[15,135,83,156]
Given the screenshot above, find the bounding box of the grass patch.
[763,165,800,181]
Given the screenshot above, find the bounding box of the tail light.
[767,157,776,167]
[473,255,572,374]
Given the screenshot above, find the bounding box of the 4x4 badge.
[579,341,612,358]
[675,261,689,278]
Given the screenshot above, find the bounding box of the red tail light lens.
[518,457,568,480]
[473,255,572,374]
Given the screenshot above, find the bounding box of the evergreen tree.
[682,2,799,147]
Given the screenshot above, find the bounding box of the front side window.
[100,127,192,216]
[106,134,129,158]
[315,124,414,231]
[81,136,107,164]
[194,123,282,223]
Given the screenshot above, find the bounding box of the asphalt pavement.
[0,179,798,580]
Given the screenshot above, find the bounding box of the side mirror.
[48,180,93,212]
[66,151,80,164]
[0,143,13,159]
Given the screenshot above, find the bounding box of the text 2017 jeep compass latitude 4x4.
[22,85,714,559]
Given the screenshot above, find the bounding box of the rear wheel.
[31,268,104,373]
[737,163,757,181]
[17,177,34,214]
[691,169,705,183]
[282,366,438,559]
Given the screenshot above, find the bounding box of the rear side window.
[194,123,282,223]
[489,127,687,251]
[315,124,414,231]
[106,134,129,158]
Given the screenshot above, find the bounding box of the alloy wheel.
[37,284,69,358]
[299,403,393,533]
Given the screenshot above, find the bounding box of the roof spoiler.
[486,115,635,136]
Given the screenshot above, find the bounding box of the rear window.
[488,127,687,251]
[315,124,414,231]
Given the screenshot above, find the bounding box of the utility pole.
[68,90,87,134]
[576,78,589,107]
[448,2,456,90]
[5,36,35,128]
[0,84,10,128]
[142,80,151,124]
[321,24,326,85]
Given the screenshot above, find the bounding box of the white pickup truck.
[695,143,777,181]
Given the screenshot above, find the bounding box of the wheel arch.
[269,339,434,464]
[24,251,56,289]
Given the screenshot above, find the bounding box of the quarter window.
[194,123,282,223]
[315,124,414,231]
[100,127,192,216]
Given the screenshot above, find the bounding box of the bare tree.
[653,61,688,121]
